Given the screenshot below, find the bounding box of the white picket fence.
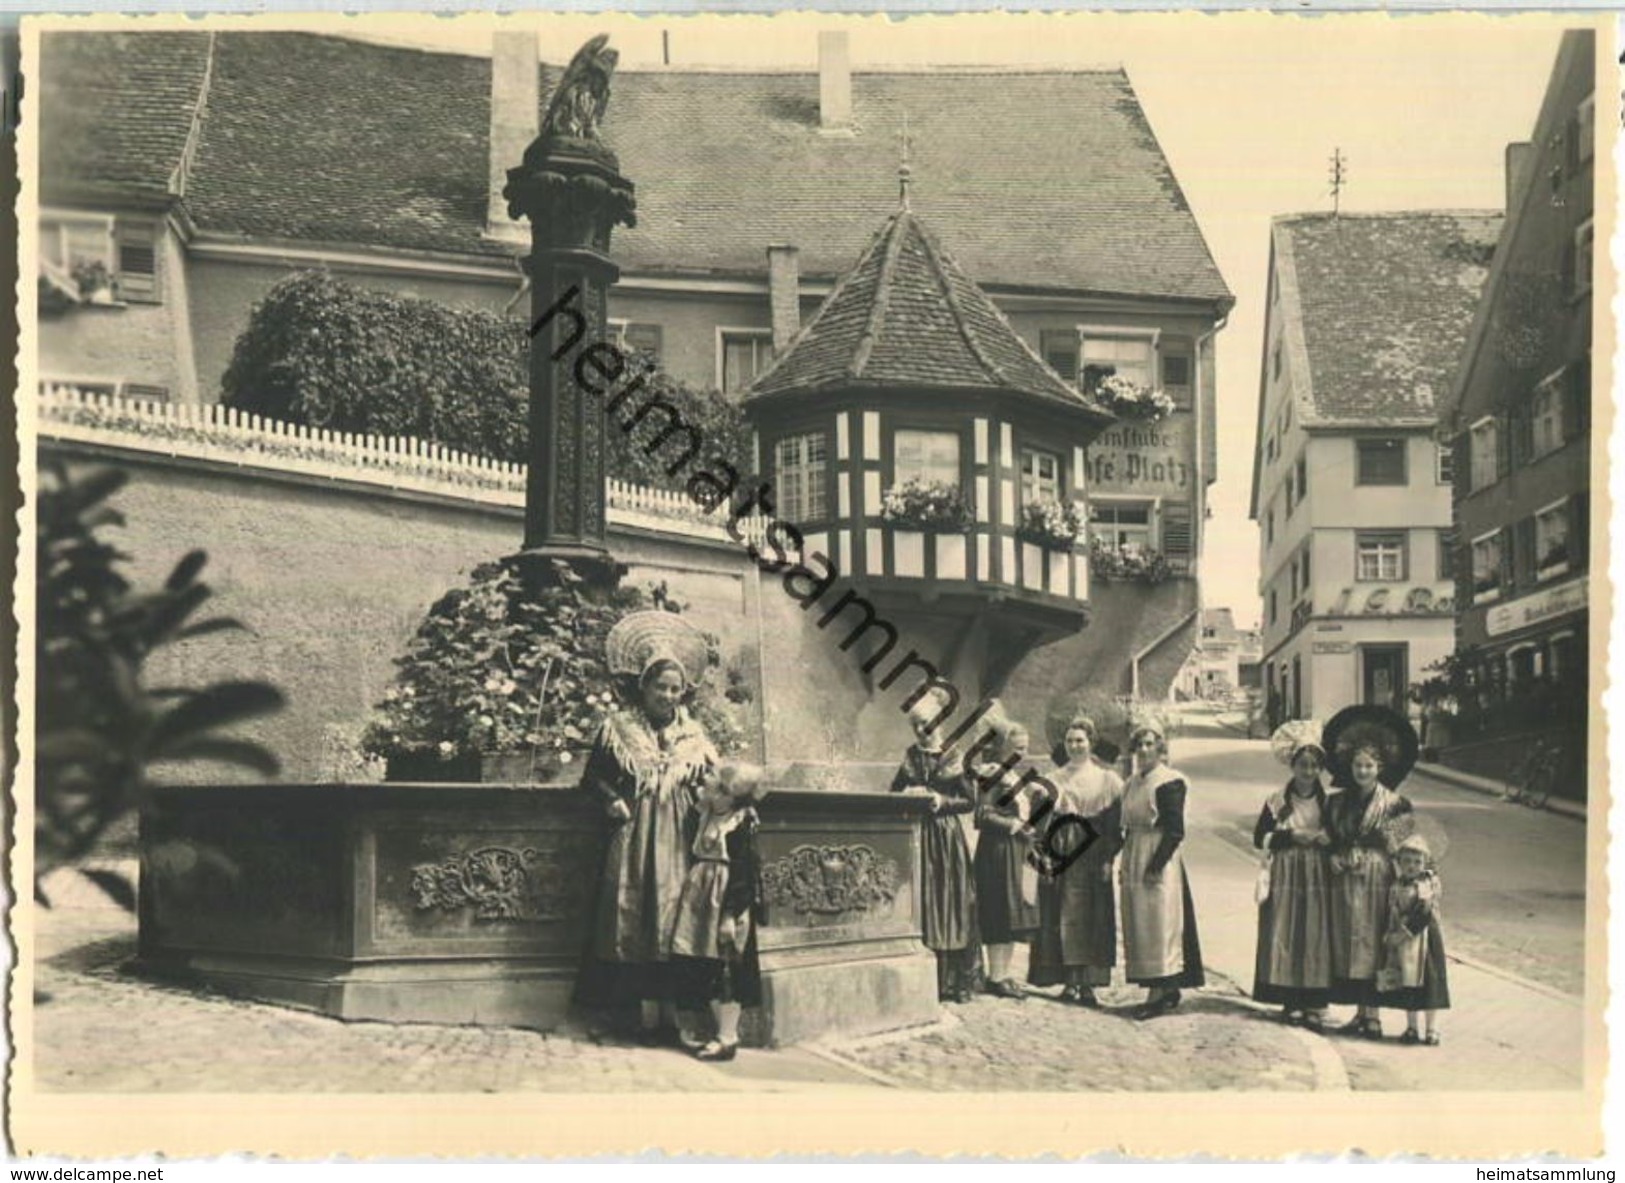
[36,383,764,544]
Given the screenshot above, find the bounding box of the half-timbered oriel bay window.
[743,206,1116,670]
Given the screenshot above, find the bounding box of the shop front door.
[1361,644,1407,713]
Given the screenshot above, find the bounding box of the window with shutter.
[115,220,160,303]
[1563,360,1590,441]
[1515,517,1538,588]
[1041,330,1079,383]
[1570,492,1589,570]
[123,383,170,403]
[1161,503,1193,571]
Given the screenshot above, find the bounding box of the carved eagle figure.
[541,33,618,142]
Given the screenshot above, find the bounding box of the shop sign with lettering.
[1325,584,1456,617]
[1313,641,1354,655]
[1085,417,1193,493]
[1485,576,1587,638]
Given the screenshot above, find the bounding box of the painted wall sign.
[1326,584,1456,617]
[1313,641,1354,655]
[1085,417,1193,493]
[1485,576,1587,638]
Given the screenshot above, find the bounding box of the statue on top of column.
[539,33,618,144]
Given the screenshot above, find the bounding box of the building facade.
[1251,211,1501,727]
[35,28,1232,742]
[1438,30,1594,749]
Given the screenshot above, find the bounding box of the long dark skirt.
[1028,854,1116,988]
[922,815,976,952]
[1253,845,1333,1009]
[975,829,1039,943]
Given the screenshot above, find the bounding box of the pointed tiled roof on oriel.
[749,208,1115,421]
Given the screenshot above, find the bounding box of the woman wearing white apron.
[1119,722,1205,1020]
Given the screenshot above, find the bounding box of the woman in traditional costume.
[891,692,980,1003]
[1376,833,1451,1046]
[1322,703,1416,1040]
[971,718,1041,1000]
[577,610,718,1044]
[1026,715,1125,1007]
[1252,719,1334,1031]
[1119,721,1205,1020]
[671,762,768,1062]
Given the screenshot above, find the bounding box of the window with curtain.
[1471,532,1504,601]
[1469,419,1499,492]
[893,429,961,489]
[1535,502,1570,576]
[1080,334,1155,394]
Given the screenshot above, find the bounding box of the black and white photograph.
[10,10,1611,1160]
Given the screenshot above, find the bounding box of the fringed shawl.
[595,705,717,794]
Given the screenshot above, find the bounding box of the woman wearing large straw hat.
[1322,703,1417,1040]
[1253,719,1334,1031]
[576,610,719,1044]
[1119,719,1205,1020]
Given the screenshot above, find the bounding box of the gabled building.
[1436,30,1594,754]
[35,27,1232,720]
[1250,211,1501,727]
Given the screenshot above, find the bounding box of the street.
[1174,705,1586,1091]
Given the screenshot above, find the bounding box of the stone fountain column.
[501,34,636,587]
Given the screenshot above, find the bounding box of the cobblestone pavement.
[838,972,1319,1092]
[32,903,1322,1094]
[31,914,858,1093]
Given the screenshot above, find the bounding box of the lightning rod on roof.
[899,111,914,210]
[1329,147,1347,218]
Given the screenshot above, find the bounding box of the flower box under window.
[880,479,972,533]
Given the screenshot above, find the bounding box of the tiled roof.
[37,31,1232,304]
[1277,212,1502,425]
[38,30,211,203]
[749,207,1115,416]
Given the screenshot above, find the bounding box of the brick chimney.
[819,31,852,131]
[767,245,801,351]
[488,31,541,240]
[1505,141,1533,213]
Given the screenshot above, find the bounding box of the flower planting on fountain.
[361,562,752,780]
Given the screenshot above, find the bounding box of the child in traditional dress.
[670,762,768,1061]
[892,693,980,1002]
[1376,834,1451,1046]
